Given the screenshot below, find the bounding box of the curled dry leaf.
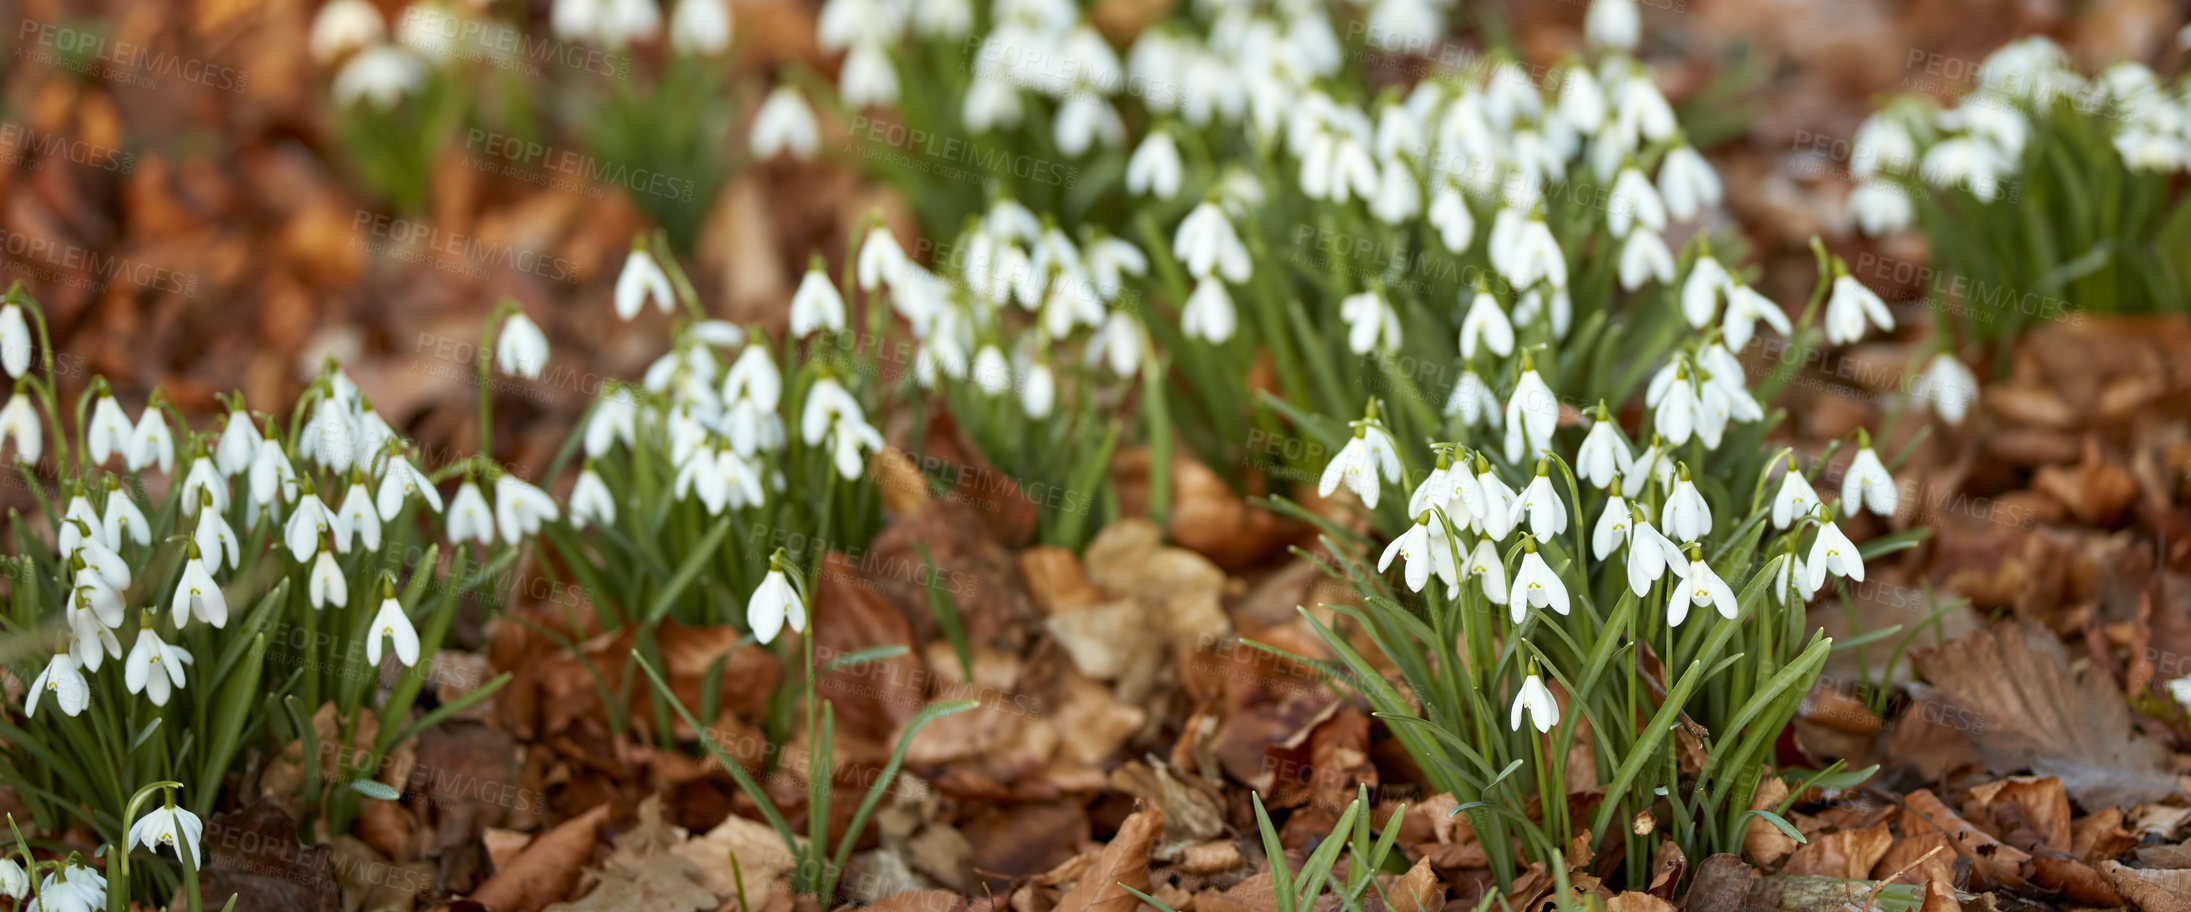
[1743,770,1797,868]
[2102,859,2191,912]
[1781,821,1892,879]
[1052,803,1164,912]
[467,802,611,912]
[1963,776,2072,853]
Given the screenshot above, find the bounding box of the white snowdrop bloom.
[1618,228,1675,291]
[494,474,559,543]
[854,226,910,294]
[1851,114,1916,178]
[1458,290,1515,360]
[1912,352,1979,425]
[910,0,968,36]
[0,304,26,378]
[87,394,131,465]
[1369,157,1421,224]
[124,629,192,706]
[298,396,359,473]
[569,467,617,529]
[1510,673,1559,732]
[1576,417,1633,490]
[1771,463,1819,530]
[1445,370,1500,428]
[717,448,767,510]
[1406,462,1455,520]
[962,77,1023,132]
[1298,122,1381,203]
[1667,551,1739,626]
[75,543,130,594]
[1379,515,1458,594]
[1841,445,1897,517]
[61,495,107,555]
[1721,283,1791,352]
[1317,423,1400,509]
[1173,202,1251,283]
[1849,179,1914,236]
[375,454,442,519]
[968,345,1013,397]
[216,409,261,476]
[1375,102,1424,162]
[354,592,419,670]
[789,265,847,338]
[311,1,384,62]
[284,492,337,561]
[1509,286,1573,340]
[176,458,226,518]
[1181,276,1237,343]
[1608,167,1666,237]
[1427,182,1475,253]
[194,507,241,572]
[1773,550,1819,606]
[495,312,550,379]
[1585,0,1639,49]
[801,378,884,480]
[1020,360,1057,418]
[1340,290,1400,354]
[1660,470,1712,541]
[2113,130,2191,172]
[171,553,226,629]
[750,86,820,160]
[1482,61,1544,127]
[27,652,89,718]
[1681,254,1733,328]
[1824,275,1894,345]
[1941,98,2030,161]
[1805,514,1864,590]
[552,0,600,41]
[35,863,106,912]
[593,0,662,48]
[1125,131,1183,199]
[674,443,730,514]
[1510,468,1568,539]
[1464,538,1508,604]
[1086,310,1143,378]
[1503,368,1559,465]
[1613,75,1676,146]
[1364,0,1440,52]
[1475,465,1519,541]
[336,483,382,552]
[1498,215,1567,290]
[333,43,425,109]
[308,550,347,609]
[1508,546,1569,623]
[1649,366,1698,446]
[1055,93,1125,156]
[669,0,731,54]
[1657,145,1720,222]
[583,385,640,458]
[446,480,496,545]
[1919,137,2011,202]
[616,247,676,319]
[1559,66,1608,134]
[840,40,899,107]
[1592,494,1631,560]
[0,392,39,465]
[126,407,174,474]
[748,566,808,644]
[128,801,205,868]
[100,490,149,549]
[66,596,121,671]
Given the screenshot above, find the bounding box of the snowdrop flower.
[194,507,240,571]
[1660,467,1711,541]
[1369,158,1421,224]
[748,561,807,644]
[179,457,225,516]
[67,595,121,672]
[551,0,599,41]
[1054,94,1124,156]
[125,406,174,474]
[1427,182,1475,253]
[1912,352,1978,425]
[1461,538,1507,604]
[375,454,442,519]
[1085,310,1143,378]
[1585,0,1639,50]
[1510,464,1568,539]
[1681,254,1733,328]
[249,439,297,506]
[1575,409,1632,490]
[368,590,419,666]
[1667,549,1739,626]
[494,474,559,543]
[216,408,260,476]
[1458,288,1514,359]
[751,86,820,160]
[569,465,617,528]
[0,304,26,377]
[34,863,105,912]
[27,652,89,718]
[335,482,381,551]
[309,551,347,609]
[584,385,641,457]
[1498,214,1566,290]
[1841,442,1897,517]
[0,390,40,464]
[1771,460,1819,530]
[333,43,425,109]
[129,797,205,869]
[1608,166,1666,237]
[669,0,731,54]
[87,393,131,465]
[1180,277,1237,343]
[74,541,129,593]
[1657,145,1720,221]
[1173,202,1251,283]
[962,78,1023,132]
[1020,360,1056,418]
[593,0,662,48]
[1722,282,1792,352]
[101,489,150,548]
[801,378,883,480]
[1592,492,1631,560]
[1379,514,1459,594]
[841,41,899,107]
[1340,290,1399,354]
[1475,462,1520,541]
[1919,137,2011,202]
[496,311,550,378]
[1613,75,1677,146]
[285,490,337,561]
[446,480,495,545]
[1805,511,1864,590]
[1445,370,1500,428]
[1318,418,1401,509]
[969,345,1012,396]
[616,246,676,319]
[1849,180,1914,236]
[1649,364,1700,446]
[1618,229,1674,291]
[789,265,847,338]
[1510,673,1559,732]
[1824,274,1893,345]
[913,0,970,36]
[1504,364,1558,464]
[674,442,731,514]
[124,629,192,706]
[171,548,226,628]
[1851,114,1916,178]
[1508,541,1569,624]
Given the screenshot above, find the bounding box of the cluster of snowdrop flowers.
[0,856,106,911]
[550,0,734,54]
[311,0,428,109]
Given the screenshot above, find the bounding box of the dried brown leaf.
[1053,804,1164,912]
